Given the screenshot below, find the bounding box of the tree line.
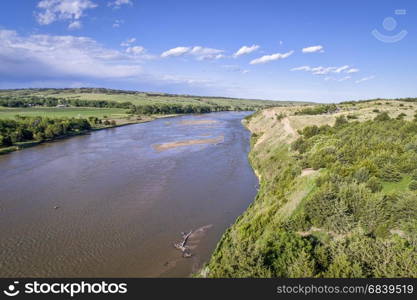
[0,96,133,109]
[0,116,92,147]
[0,96,261,114]
[294,104,338,115]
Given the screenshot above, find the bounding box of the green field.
[0,88,310,108]
[0,107,129,119]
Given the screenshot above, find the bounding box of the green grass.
[0,88,311,108]
[382,175,412,193]
[0,107,129,119]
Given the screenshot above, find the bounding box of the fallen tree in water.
[174,231,193,258]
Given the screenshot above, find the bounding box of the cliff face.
[201,101,417,278]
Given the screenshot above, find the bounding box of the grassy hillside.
[0,107,128,119]
[0,88,308,110]
[201,99,417,278]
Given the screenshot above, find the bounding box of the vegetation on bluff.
[203,104,417,278]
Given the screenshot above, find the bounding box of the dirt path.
[282,117,297,138]
[301,168,317,177]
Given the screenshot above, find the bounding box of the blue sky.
[0,0,416,102]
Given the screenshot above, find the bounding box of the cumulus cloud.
[161,46,190,58]
[0,29,144,81]
[108,0,132,8]
[326,76,351,82]
[302,45,324,53]
[291,66,311,71]
[112,19,124,28]
[338,76,351,81]
[356,76,375,83]
[35,0,97,28]
[68,20,82,30]
[250,50,294,65]
[161,46,224,60]
[291,65,359,76]
[120,37,136,47]
[222,65,249,74]
[126,46,145,55]
[346,68,360,73]
[189,46,224,60]
[0,29,225,92]
[233,45,260,58]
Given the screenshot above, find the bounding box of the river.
[0,112,258,277]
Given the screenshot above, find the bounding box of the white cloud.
[161,46,224,60]
[233,45,260,58]
[292,65,359,76]
[161,46,190,58]
[324,76,351,82]
[108,0,132,8]
[126,46,145,55]
[310,66,332,75]
[0,29,144,81]
[356,76,375,83]
[189,46,224,60]
[302,45,324,53]
[112,19,124,28]
[0,29,226,92]
[68,20,82,30]
[338,76,351,82]
[120,37,136,47]
[291,66,311,71]
[222,65,249,74]
[36,0,97,26]
[334,65,349,73]
[250,50,294,65]
[346,68,359,73]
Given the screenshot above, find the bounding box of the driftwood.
[174,231,193,258]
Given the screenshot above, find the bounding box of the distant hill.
[0,88,314,110]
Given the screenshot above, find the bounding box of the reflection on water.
[0,112,258,277]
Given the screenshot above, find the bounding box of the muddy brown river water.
[0,112,258,277]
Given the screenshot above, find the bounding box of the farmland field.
[0,88,310,108]
[0,107,129,119]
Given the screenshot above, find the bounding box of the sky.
[0,0,416,102]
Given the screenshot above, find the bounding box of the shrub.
[354,167,370,183]
[335,115,348,127]
[397,113,406,120]
[347,114,358,119]
[0,135,13,147]
[409,180,417,191]
[366,177,383,192]
[380,164,402,182]
[295,104,337,116]
[374,112,390,121]
[275,113,286,121]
